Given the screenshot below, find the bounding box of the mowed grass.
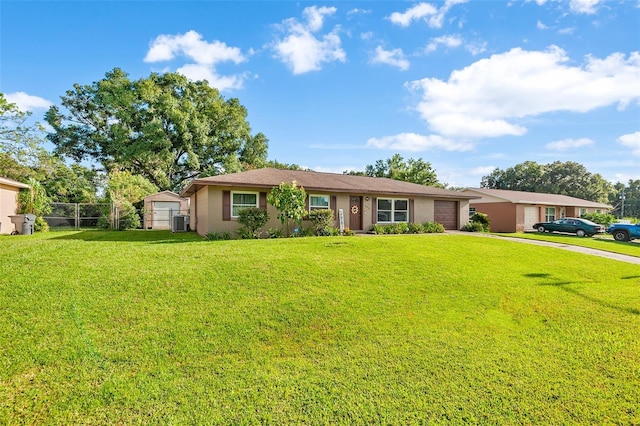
[497,231,640,257]
[1,231,638,424]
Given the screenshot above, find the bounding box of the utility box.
[9,214,36,235]
[172,215,189,232]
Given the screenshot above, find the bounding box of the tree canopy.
[481,161,612,203]
[45,68,268,192]
[345,154,444,188]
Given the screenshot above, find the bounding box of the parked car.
[532,217,605,237]
[606,222,640,242]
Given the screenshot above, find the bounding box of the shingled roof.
[181,168,477,199]
[464,187,611,209]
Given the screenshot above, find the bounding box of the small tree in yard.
[18,177,51,232]
[267,181,307,237]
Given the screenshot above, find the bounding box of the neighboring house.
[462,187,612,233]
[180,168,478,236]
[0,177,30,234]
[143,191,189,230]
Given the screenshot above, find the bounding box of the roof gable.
[143,190,187,202]
[181,168,477,200]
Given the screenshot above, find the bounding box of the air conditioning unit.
[172,215,189,232]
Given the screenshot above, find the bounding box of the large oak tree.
[481,161,613,203]
[45,68,268,192]
[345,154,444,188]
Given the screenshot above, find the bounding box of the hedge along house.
[0,177,29,234]
[142,191,189,230]
[462,187,612,233]
[180,168,478,236]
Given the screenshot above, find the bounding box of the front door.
[349,196,362,231]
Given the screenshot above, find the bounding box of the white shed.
[143,191,189,230]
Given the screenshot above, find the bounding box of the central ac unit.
[172,215,189,232]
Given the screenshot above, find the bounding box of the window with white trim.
[545,207,556,222]
[377,198,409,223]
[309,195,330,211]
[231,192,258,217]
[579,208,587,217]
[469,207,476,218]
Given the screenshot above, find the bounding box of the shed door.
[434,200,458,230]
[524,206,538,231]
[153,201,180,229]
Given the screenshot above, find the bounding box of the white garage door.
[152,201,181,229]
[524,206,538,231]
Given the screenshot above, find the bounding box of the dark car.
[532,217,605,237]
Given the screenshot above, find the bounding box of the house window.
[377,198,408,223]
[309,195,330,211]
[545,207,556,222]
[579,208,587,217]
[231,192,258,217]
[469,207,476,218]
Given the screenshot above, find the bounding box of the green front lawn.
[1,231,638,424]
[497,231,640,257]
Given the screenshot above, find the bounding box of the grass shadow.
[52,230,204,244]
[524,273,640,316]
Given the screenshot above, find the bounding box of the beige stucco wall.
[0,183,21,234]
[191,186,471,236]
[192,187,209,236]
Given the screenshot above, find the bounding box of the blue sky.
[2,0,639,187]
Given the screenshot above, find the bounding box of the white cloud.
[426,35,463,52]
[470,166,497,176]
[465,41,487,56]
[409,46,640,139]
[558,27,576,35]
[618,131,640,156]
[144,30,248,91]
[366,132,475,152]
[371,46,410,71]
[388,0,467,28]
[569,0,601,14]
[537,20,549,30]
[4,92,52,112]
[546,137,594,150]
[272,6,346,75]
[388,3,438,27]
[347,8,371,16]
[424,35,485,55]
[360,32,374,40]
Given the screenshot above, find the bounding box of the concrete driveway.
[449,231,640,265]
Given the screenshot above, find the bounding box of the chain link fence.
[44,203,115,230]
[44,203,190,231]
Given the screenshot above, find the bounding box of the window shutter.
[331,196,337,220]
[372,197,377,223]
[223,191,231,221]
[409,199,415,223]
[304,195,310,220]
[259,192,267,209]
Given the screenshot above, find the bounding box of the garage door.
[152,201,181,229]
[524,206,538,231]
[434,200,458,230]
